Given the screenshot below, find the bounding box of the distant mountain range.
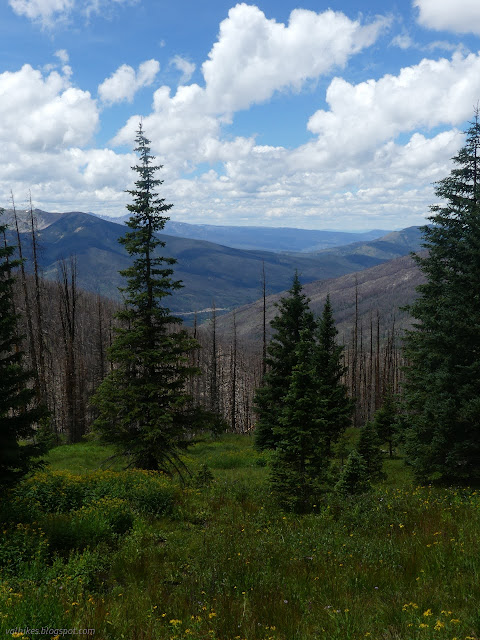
[4,209,426,320]
[92,213,391,253]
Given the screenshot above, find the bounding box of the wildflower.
[434,620,445,631]
[423,608,433,617]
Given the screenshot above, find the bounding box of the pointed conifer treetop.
[403,111,480,482]
[119,123,180,319]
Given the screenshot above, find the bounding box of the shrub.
[13,471,86,513]
[42,497,134,553]
[13,469,177,517]
[0,523,48,577]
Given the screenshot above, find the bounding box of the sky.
[1,1,480,231]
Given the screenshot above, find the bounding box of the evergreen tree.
[372,388,398,458]
[403,113,480,483]
[270,329,328,512]
[334,449,370,496]
[314,295,354,457]
[0,208,44,486]
[356,420,385,482]
[254,272,315,450]
[92,125,201,475]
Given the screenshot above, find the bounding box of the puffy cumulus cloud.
[202,3,390,114]
[9,0,136,27]
[113,5,388,175]
[307,52,480,160]
[170,55,196,84]
[414,0,480,35]
[0,142,135,212]
[0,64,98,150]
[112,83,226,172]
[98,59,160,104]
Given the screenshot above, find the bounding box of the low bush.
[13,469,177,517]
[0,523,48,577]
[42,497,134,554]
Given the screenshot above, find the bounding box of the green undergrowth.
[1,435,479,640]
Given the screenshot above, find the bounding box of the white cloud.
[414,0,480,35]
[9,0,136,27]
[54,49,69,63]
[306,52,480,160]
[9,0,74,26]
[391,33,415,49]
[0,64,98,150]
[170,55,196,84]
[112,5,389,171]
[202,3,390,114]
[98,59,160,104]
[3,5,477,230]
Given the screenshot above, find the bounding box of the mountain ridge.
[5,210,426,320]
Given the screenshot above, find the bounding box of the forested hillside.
[6,210,423,318]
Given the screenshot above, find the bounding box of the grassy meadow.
[1,433,479,640]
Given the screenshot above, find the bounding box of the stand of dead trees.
[192,302,404,434]
[12,270,404,441]
[9,207,404,441]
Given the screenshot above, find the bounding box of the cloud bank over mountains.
[2,1,480,229]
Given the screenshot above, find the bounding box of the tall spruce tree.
[92,125,200,475]
[270,329,328,512]
[0,208,44,486]
[254,272,315,450]
[403,113,480,483]
[314,295,353,457]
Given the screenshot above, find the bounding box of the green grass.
[1,436,479,640]
[44,442,124,473]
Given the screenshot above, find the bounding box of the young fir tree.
[334,449,371,496]
[314,295,354,457]
[254,272,315,450]
[92,125,201,475]
[0,208,44,486]
[372,388,398,458]
[270,329,327,512]
[403,113,480,483]
[356,420,385,482]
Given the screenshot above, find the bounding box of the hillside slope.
[10,211,425,319]
[214,252,426,342]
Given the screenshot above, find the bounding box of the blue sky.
[1,0,480,230]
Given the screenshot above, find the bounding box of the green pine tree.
[254,272,315,450]
[0,208,44,486]
[270,329,328,512]
[403,112,480,483]
[357,420,385,482]
[334,449,371,496]
[373,388,398,458]
[314,295,354,457]
[92,125,202,475]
